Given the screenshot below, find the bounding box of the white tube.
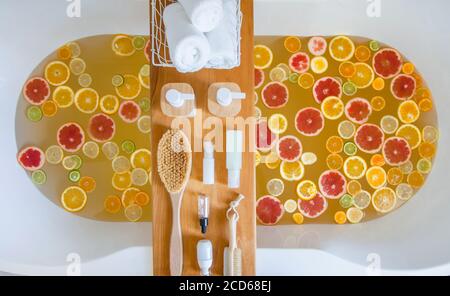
[178,0,224,33]
[203,141,215,185]
[226,130,243,189]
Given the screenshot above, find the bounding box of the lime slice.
[139,64,150,77]
[369,40,380,51]
[343,142,357,156]
[339,194,353,209]
[417,158,432,174]
[300,152,317,165]
[353,190,371,209]
[121,140,136,154]
[78,73,92,87]
[138,98,151,112]
[343,81,357,96]
[68,170,81,182]
[69,58,86,75]
[132,36,146,50]
[266,178,284,197]
[67,42,81,58]
[124,204,143,222]
[396,183,414,200]
[137,115,151,134]
[338,120,355,139]
[31,170,47,185]
[131,168,149,186]
[82,141,99,159]
[62,155,82,170]
[111,74,124,87]
[112,156,131,173]
[102,142,119,160]
[284,199,297,213]
[288,73,299,83]
[45,145,64,164]
[27,106,43,122]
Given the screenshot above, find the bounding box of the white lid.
[228,169,240,188]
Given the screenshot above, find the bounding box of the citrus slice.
[52,86,74,108]
[380,115,399,134]
[353,190,371,209]
[135,192,150,206]
[26,106,43,122]
[23,77,50,105]
[78,176,96,193]
[68,170,81,182]
[300,152,317,165]
[418,98,433,112]
[321,96,344,120]
[396,183,414,201]
[369,40,380,51]
[396,124,421,149]
[57,45,72,60]
[339,62,356,78]
[329,36,355,61]
[122,188,139,208]
[261,81,289,109]
[296,180,317,201]
[82,141,99,159]
[131,148,151,171]
[138,64,150,89]
[62,155,82,170]
[268,114,288,135]
[144,39,151,61]
[313,76,342,103]
[61,186,87,212]
[295,107,324,136]
[283,199,297,214]
[292,213,304,224]
[334,211,347,224]
[349,62,374,89]
[45,145,64,165]
[125,204,143,222]
[115,74,141,100]
[372,77,385,91]
[131,168,149,186]
[399,161,413,174]
[372,48,402,78]
[78,73,92,87]
[121,140,136,154]
[45,61,70,86]
[370,96,385,111]
[265,152,281,169]
[102,141,119,160]
[74,88,99,114]
[112,156,131,173]
[284,36,301,53]
[354,124,384,153]
[254,68,265,89]
[297,73,315,89]
[418,142,436,159]
[343,142,358,156]
[407,171,424,188]
[347,180,362,196]
[318,170,347,199]
[422,126,438,143]
[366,166,387,189]
[326,136,344,153]
[345,98,372,124]
[326,154,343,170]
[254,45,273,69]
[40,100,57,117]
[57,122,85,152]
[277,135,302,162]
[269,67,287,82]
[256,196,284,225]
[119,100,141,123]
[417,158,432,174]
[104,195,121,214]
[138,97,151,112]
[288,52,310,74]
[370,154,385,166]
[31,170,47,185]
[391,74,416,100]
[17,146,45,171]
[256,120,276,152]
[308,36,327,56]
[402,62,415,74]
[69,58,86,75]
[398,100,420,124]
[112,35,135,56]
[346,207,364,224]
[298,193,328,218]
[132,36,146,50]
[355,45,371,62]
[342,81,357,96]
[387,167,403,185]
[266,178,284,196]
[112,171,132,191]
[112,74,124,87]
[280,160,304,181]
[339,194,353,209]
[310,56,328,74]
[338,120,355,139]
[100,95,119,114]
[383,137,412,166]
[137,115,151,134]
[88,114,116,143]
[343,156,367,180]
[372,187,397,213]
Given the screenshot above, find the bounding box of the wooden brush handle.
[170,191,183,276]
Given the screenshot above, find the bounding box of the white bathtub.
[1,0,450,275]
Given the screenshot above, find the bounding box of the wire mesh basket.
[150,0,242,69]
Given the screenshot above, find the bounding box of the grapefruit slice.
[144,39,151,62]
[308,36,327,56]
[256,195,284,225]
[119,101,141,123]
[354,124,385,153]
[288,52,310,74]
[298,193,328,219]
[254,68,265,89]
[383,137,412,166]
[313,77,342,104]
[345,98,372,124]
[17,146,45,171]
[276,135,302,162]
[261,82,289,109]
[318,170,347,199]
[295,107,324,136]
[391,74,416,100]
[88,114,116,143]
[372,48,402,79]
[57,122,85,152]
[23,77,50,105]
[256,119,276,152]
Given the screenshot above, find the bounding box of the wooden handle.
[170,191,183,276]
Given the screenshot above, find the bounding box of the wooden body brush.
[157,129,192,276]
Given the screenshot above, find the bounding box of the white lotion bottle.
[226,130,243,188]
[203,141,215,185]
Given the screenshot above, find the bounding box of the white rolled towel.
[206,0,239,68]
[178,0,224,33]
[163,3,211,73]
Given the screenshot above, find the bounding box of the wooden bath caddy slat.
[150,1,255,275]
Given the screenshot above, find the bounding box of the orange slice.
[112,35,135,56]
[297,73,315,89]
[284,36,301,53]
[45,61,70,86]
[321,96,344,120]
[74,88,99,114]
[418,98,433,112]
[104,195,121,214]
[402,62,415,74]
[339,62,355,77]
[57,45,72,60]
[372,187,397,213]
[398,101,420,124]
[100,95,119,114]
[41,100,58,117]
[112,171,132,191]
[329,36,355,61]
[115,74,141,100]
[135,191,150,207]
[254,45,273,69]
[370,154,385,166]
[79,176,96,193]
[343,156,367,180]
[418,142,436,159]
[372,77,385,91]
[370,96,385,111]
[61,186,87,212]
[347,180,361,195]
[407,171,424,188]
[326,153,343,170]
[334,211,347,224]
[280,160,304,181]
[396,124,421,149]
[349,62,374,88]
[121,187,140,207]
[292,213,304,224]
[326,136,344,153]
[297,180,317,201]
[387,167,403,185]
[354,45,371,62]
[131,148,151,171]
[366,166,387,189]
[53,86,74,108]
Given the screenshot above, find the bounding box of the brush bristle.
[157,129,191,193]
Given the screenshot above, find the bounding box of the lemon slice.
[45,145,64,164]
[112,156,131,173]
[396,183,414,201]
[69,58,86,75]
[296,180,317,201]
[338,120,355,139]
[82,141,99,159]
[78,73,92,87]
[53,86,74,108]
[62,155,82,170]
[284,199,298,213]
[300,152,317,165]
[131,168,149,186]
[346,207,364,224]
[343,156,367,180]
[266,178,284,196]
[422,126,439,143]
[125,204,143,222]
[112,35,136,56]
[137,115,151,134]
[372,187,397,213]
[353,190,371,209]
[102,141,119,160]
